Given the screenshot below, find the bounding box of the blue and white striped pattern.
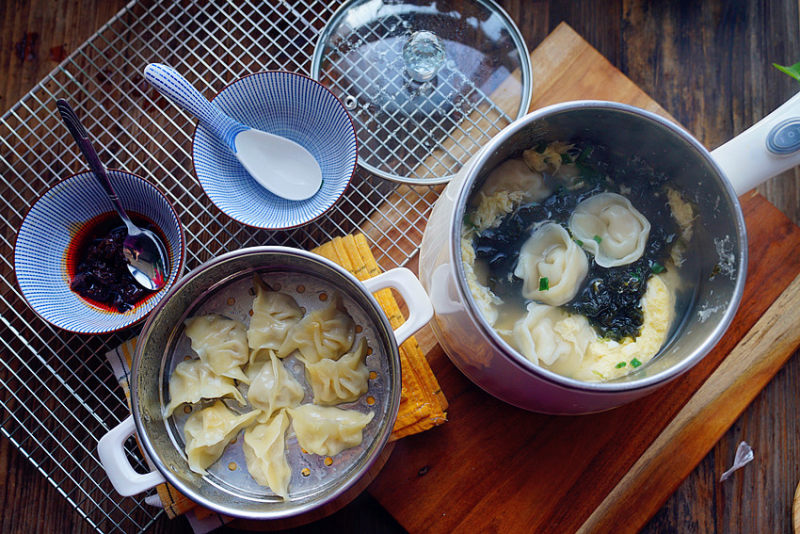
[14,171,185,334]
[192,71,358,229]
[143,63,248,152]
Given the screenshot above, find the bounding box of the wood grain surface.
[1,1,799,534]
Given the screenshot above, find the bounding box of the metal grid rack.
[0,1,513,532]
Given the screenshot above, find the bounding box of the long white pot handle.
[362,268,433,345]
[97,415,166,497]
[711,90,800,196]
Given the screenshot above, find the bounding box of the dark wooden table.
[1,1,799,532]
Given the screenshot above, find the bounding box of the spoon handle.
[143,63,247,153]
[56,99,133,228]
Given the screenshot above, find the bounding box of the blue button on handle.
[767,118,800,154]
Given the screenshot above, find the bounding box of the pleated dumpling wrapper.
[246,350,304,421]
[247,275,304,354]
[288,404,373,456]
[243,410,292,499]
[305,337,369,405]
[164,359,245,417]
[278,293,355,363]
[184,314,249,383]
[183,401,259,475]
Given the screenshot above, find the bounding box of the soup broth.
[461,141,694,381]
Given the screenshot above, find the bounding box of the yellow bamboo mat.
[105,233,447,520]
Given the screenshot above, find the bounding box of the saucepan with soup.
[419,95,800,414]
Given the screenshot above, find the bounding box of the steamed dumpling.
[288,405,374,456]
[247,275,304,353]
[480,158,552,203]
[243,410,291,498]
[305,337,369,405]
[183,401,259,475]
[512,302,596,369]
[246,350,304,420]
[514,222,588,306]
[278,293,355,363]
[184,314,249,383]
[164,359,246,417]
[569,192,651,267]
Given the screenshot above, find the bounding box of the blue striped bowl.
[14,171,185,334]
[192,71,357,229]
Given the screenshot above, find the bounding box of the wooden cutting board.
[367,22,800,533]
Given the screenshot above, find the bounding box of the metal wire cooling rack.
[0,1,518,532]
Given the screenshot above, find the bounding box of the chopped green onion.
[539,277,549,291]
[574,239,584,247]
[651,262,665,274]
[630,358,642,368]
[615,361,627,369]
[592,370,606,380]
[561,153,572,164]
[593,235,603,244]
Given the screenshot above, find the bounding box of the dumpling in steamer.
[183,401,259,475]
[480,158,552,203]
[512,302,596,371]
[278,293,355,363]
[243,410,292,498]
[184,314,249,383]
[246,350,305,420]
[288,404,374,456]
[247,275,304,353]
[305,337,369,405]
[569,192,651,268]
[164,359,245,417]
[514,222,588,306]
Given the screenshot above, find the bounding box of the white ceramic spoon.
[143,63,322,201]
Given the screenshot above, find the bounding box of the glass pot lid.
[311,0,532,184]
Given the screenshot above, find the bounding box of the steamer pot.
[419,95,800,414]
[97,247,432,521]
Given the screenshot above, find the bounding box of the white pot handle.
[362,268,433,346]
[429,263,462,315]
[97,415,166,497]
[711,90,800,196]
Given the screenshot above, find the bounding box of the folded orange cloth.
[105,233,447,519]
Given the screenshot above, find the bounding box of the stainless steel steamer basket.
[97,247,433,520]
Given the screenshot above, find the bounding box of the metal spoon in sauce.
[142,63,322,201]
[56,99,170,292]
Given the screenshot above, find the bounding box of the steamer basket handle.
[97,415,166,496]
[711,90,800,196]
[363,268,433,346]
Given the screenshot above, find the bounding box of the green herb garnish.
[615,361,627,369]
[561,153,572,164]
[574,239,584,247]
[463,213,477,230]
[630,358,642,368]
[593,235,603,244]
[539,277,549,291]
[774,61,800,82]
[592,370,606,380]
[576,145,593,163]
[651,262,665,274]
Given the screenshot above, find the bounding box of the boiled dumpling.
[305,337,369,405]
[183,401,259,475]
[247,275,303,353]
[288,405,374,456]
[278,293,355,363]
[569,192,651,268]
[243,410,291,498]
[512,302,596,369]
[246,350,304,420]
[164,359,245,417]
[514,222,588,306]
[184,314,249,383]
[480,158,552,203]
